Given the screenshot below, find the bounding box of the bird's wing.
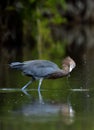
[22,60,60,78]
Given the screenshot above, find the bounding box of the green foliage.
[16,0,67,58]
[1,0,67,59]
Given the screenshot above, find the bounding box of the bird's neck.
[47,69,69,79]
[62,65,70,74]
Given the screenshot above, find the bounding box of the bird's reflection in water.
[22,89,44,104]
[15,89,75,125]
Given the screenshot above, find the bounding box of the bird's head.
[62,57,76,73]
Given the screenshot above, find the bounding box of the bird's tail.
[10,62,24,70]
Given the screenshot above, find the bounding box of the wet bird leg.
[38,78,43,91]
[22,80,33,90]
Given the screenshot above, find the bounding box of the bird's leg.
[38,78,43,91]
[22,79,33,91]
[38,90,44,104]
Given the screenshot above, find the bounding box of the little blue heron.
[10,56,76,91]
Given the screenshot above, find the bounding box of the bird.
[10,56,76,91]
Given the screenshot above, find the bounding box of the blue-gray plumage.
[10,56,76,91]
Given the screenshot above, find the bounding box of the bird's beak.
[69,66,73,72]
[69,63,76,72]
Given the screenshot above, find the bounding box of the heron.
[10,56,76,91]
